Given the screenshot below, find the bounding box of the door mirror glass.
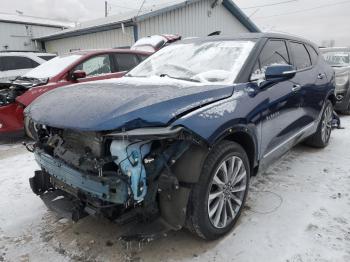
[265,64,296,81]
[71,70,86,80]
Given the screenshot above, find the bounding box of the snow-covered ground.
[1,116,350,262]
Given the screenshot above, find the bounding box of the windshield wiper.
[159,73,200,83]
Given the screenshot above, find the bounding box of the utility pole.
[105,1,108,17]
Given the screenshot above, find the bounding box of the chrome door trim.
[263,121,316,159]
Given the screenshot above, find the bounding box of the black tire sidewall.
[190,141,250,240]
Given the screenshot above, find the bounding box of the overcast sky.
[1,0,350,46]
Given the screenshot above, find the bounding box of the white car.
[0,52,56,83]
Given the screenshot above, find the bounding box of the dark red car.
[0,49,151,135]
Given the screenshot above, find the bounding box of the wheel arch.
[212,125,259,176]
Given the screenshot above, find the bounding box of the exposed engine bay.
[27,121,208,237]
[0,77,48,107]
[0,85,27,106]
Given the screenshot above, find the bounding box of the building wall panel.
[43,0,251,55]
[0,22,62,51]
[45,27,134,55]
[137,0,248,38]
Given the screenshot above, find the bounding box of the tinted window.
[138,55,149,62]
[114,53,139,71]
[251,40,289,80]
[306,45,318,65]
[75,54,111,77]
[38,55,56,61]
[290,42,312,70]
[0,56,39,71]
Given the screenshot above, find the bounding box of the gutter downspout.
[133,24,139,43]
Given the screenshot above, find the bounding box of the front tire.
[186,141,250,240]
[305,100,333,148]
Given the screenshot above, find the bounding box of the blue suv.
[26,33,335,240]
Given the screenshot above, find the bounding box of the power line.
[107,0,184,16]
[255,0,350,19]
[108,3,139,10]
[241,0,298,9]
[248,8,260,18]
[136,0,147,17]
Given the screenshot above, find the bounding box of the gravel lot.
[1,116,350,262]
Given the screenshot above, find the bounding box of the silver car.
[321,47,350,114]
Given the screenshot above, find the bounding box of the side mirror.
[71,70,86,81]
[265,64,296,81]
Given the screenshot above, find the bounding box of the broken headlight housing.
[106,126,187,202]
[24,116,42,140]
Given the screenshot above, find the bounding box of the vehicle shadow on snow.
[41,194,222,261]
[40,186,244,261]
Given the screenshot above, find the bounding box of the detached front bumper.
[34,150,128,204]
[0,103,24,134]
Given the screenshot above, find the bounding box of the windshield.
[128,40,256,84]
[322,51,350,67]
[24,54,82,79]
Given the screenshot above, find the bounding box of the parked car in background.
[0,49,151,135]
[25,33,335,240]
[131,34,181,52]
[321,47,350,114]
[0,52,56,83]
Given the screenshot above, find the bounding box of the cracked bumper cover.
[34,150,128,204]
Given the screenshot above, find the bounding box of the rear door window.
[113,53,140,71]
[0,56,39,71]
[289,42,312,70]
[75,54,112,77]
[251,39,290,80]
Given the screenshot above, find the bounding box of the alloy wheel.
[321,104,332,143]
[207,156,248,229]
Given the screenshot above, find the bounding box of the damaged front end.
[0,78,48,133]
[28,121,207,237]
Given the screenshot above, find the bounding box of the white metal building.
[0,13,72,52]
[35,0,259,55]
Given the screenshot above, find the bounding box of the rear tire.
[305,100,333,148]
[186,140,250,240]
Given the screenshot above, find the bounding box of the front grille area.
[50,130,106,173]
[60,130,104,158]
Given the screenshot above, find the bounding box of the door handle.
[318,73,326,79]
[292,84,301,92]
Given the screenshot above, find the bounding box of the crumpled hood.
[26,77,234,131]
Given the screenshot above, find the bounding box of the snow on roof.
[34,0,259,41]
[0,12,74,28]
